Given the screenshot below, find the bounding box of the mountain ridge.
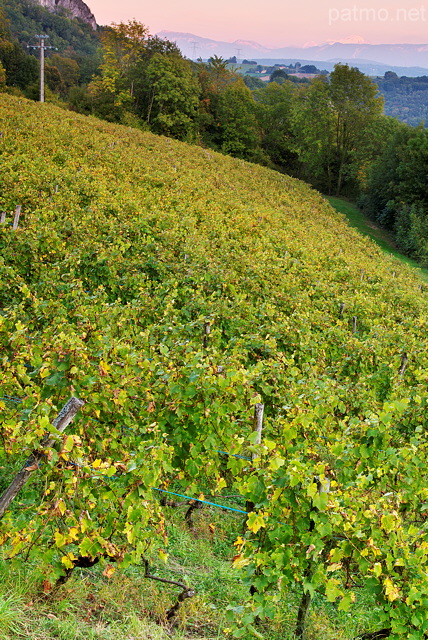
[157,30,428,74]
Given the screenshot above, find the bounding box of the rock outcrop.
[37,0,97,30]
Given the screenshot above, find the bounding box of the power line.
[190,41,199,61]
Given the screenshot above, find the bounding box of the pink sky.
[87,0,428,46]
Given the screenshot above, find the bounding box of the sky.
[87,0,428,47]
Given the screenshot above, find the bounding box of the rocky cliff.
[37,0,97,30]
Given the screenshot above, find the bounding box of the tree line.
[377,71,428,127]
[1,8,427,266]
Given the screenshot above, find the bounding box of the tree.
[360,122,428,263]
[0,38,38,89]
[243,75,265,90]
[300,65,319,74]
[395,126,428,207]
[45,62,63,94]
[89,20,150,121]
[197,56,240,148]
[293,64,384,195]
[269,68,289,84]
[0,6,38,90]
[128,34,181,118]
[207,55,229,71]
[292,76,337,193]
[144,53,200,140]
[253,80,299,171]
[384,70,398,80]
[89,21,186,127]
[361,121,417,228]
[329,63,384,194]
[216,80,263,161]
[46,53,79,95]
[0,60,6,89]
[299,64,319,73]
[0,5,10,39]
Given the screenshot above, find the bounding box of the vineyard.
[1,94,428,639]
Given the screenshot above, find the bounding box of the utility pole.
[28,35,56,103]
[39,35,46,103]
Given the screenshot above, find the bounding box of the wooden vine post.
[203,321,211,348]
[398,352,408,377]
[0,396,84,520]
[12,205,21,231]
[0,212,6,224]
[253,403,264,449]
[246,403,264,516]
[246,403,264,605]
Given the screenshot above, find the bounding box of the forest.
[376,72,428,127]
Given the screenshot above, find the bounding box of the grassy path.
[327,196,428,283]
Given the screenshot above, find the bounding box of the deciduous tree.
[293,64,384,195]
[145,53,200,140]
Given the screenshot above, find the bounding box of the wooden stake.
[0,212,6,224]
[398,352,408,377]
[0,397,84,520]
[253,403,264,453]
[338,302,345,318]
[246,403,265,607]
[203,321,211,348]
[316,476,331,495]
[245,404,264,515]
[12,205,21,230]
[352,316,357,334]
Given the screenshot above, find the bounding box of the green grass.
[326,196,428,282]
[0,506,381,640]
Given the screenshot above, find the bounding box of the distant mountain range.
[157,31,428,76]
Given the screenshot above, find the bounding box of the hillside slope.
[3,0,100,63]
[1,95,428,639]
